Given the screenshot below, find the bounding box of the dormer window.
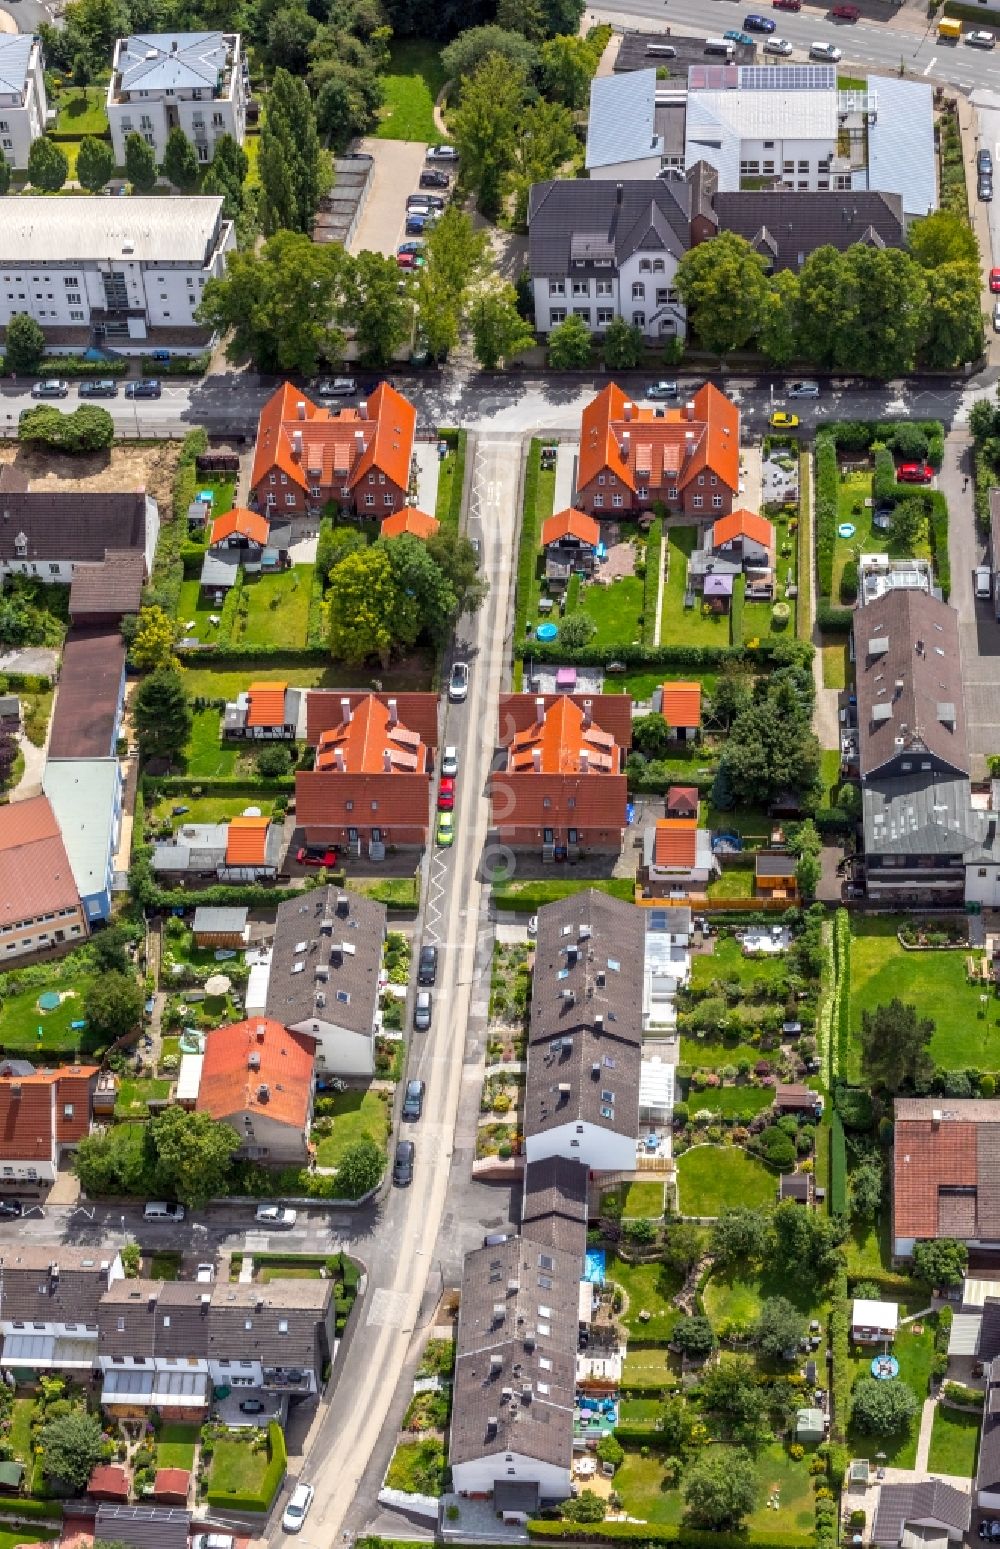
[14,532,26,556]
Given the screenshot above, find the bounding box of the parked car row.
[397,145,458,264]
[30,378,162,400]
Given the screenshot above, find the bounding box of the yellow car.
[770,411,800,429]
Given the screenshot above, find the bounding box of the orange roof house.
[710,508,775,555]
[225,816,271,868]
[197,1017,316,1167]
[666,785,699,818]
[152,1468,190,1504]
[297,692,435,852]
[541,508,600,549]
[576,382,740,517]
[246,682,289,729]
[380,508,439,540]
[653,818,697,870]
[0,793,87,959]
[87,1465,130,1502]
[490,694,631,856]
[891,1098,1000,1254]
[250,382,416,519]
[661,682,702,732]
[0,1063,98,1181]
[210,507,270,548]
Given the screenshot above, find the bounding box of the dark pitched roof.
[980,1298,1000,1363]
[990,488,1000,573]
[265,884,385,1038]
[872,1481,970,1546]
[710,189,905,270]
[755,851,796,877]
[862,772,983,859]
[0,482,149,565]
[206,1279,332,1371]
[854,590,968,781]
[0,1244,115,1326]
[528,178,691,278]
[69,550,145,620]
[48,629,125,760]
[525,891,644,1144]
[982,1411,1000,1495]
[94,1504,191,1549]
[98,1279,212,1361]
[521,1157,590,1254]
[450,1236,580,1473]
[780,1172,810,1200]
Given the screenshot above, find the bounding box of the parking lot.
[348,138,432,257]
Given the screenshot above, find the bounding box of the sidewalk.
[956,94,1000,369]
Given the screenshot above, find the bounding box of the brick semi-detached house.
[491,694,632,859]
[297,691,438,858]
[575,380,739,517]
[249,381,416,520]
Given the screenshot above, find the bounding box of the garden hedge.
[205,1420,286,1511]
[141,352,209,377]
[816,604,853,635]
[176,642,333,664]
[515,439,544,646]
[22,354,128,377]
[796,451,811,644]
[528,1524,813,1547]
[830,1111,847,1216]
[517,639,801,670]
[0,1496,64,1519]
[307,516,332,648]
[814,431,838,602]
[830,1266,850,1443]
[643,517,663,649]
[145,775,296,797]
[438,427,467,537]
[147,427,208,617]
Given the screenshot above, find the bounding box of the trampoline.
[712,831,743,853]
[37,992,60,1011]
[584,1249,605,1285]
[838,522,856,539]
[537,622,558,641]
[870,1354,899,1380]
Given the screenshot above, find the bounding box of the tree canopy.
[84,972,144,1043]
[753,1295,803,1360]
[912,1237,968,1289]
[683,1446,758,1530]
[41,1409,104,1490]
[671,1314,715,1360]
[850,1375,920,1436]
[147,1106,241,1207]
[133,666,192,762]
[859,998,935,1093]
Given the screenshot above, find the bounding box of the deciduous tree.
[426,528,489,618]
[469,284,534,369]
[0,148,10,196]
[849,1154,884,1222]
[671,1314,715,1360]
[602,317,644,371]
[922,262,984,369]
[328,546,411,666]
[130,605,179,671]
[84,971,144,1042]
[850,1375,919,1436]
[260,68,327,235]
[912,1237,968,1289]
[539,32,600,107]
[859,997,934,1093]
[342,249,411,366]
[841,247,927,378]
[675,232,768,356]
[683,1447,757,1530]
[796,246,853,368]
[27,136,68,192]
[909,208,979,270]
[149,1106,240,1207]
[710,1206,771,1267]
[125,130,157,192]
[197,231,346,374]
[509,98,576,228]
[41,1410,104,1490]
[4,312,45,374]
[548,313,591,369]
[753,1296,803,1360]
[76,134,115,193]
[759,269,800,366]
[161,126,200,191]
[334,1135,384,1197]
[450,53,526,218]
[441,24,538,80]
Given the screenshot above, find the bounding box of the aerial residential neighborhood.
[3,0,1000,1546]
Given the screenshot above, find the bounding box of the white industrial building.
[0,197,233,350]
[107,31,249,166]
[0,36,47,170]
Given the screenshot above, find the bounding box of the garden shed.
[796,1406,825,1443]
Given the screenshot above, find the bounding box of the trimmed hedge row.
[516,639,800,670]
[730,574,745,647]
[528,1524,813,1547]
[515,439,543,647]
[142,352,209,377]
[813,806,855,835]
[0,1496,65,1519]
[797,450,811,644]
[145,775,296,796]
[830,1111,847,1216]
[34,354,128,377]
[307,515,332,649]
[816,604,853,635]
[814,431,838,602]
[643,517,663,649]
[177,642,332,664]
[440,427,467,538]
[830,1265,850,1443]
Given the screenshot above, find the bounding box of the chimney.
[296,400,306,421]
[580,749,589,774]
[621,431,630,457]
[532,746,541,773]
[334,746,346,772]
[685,400,695,421]
[170,36,178,50]
[616,181,623,205]
[357,400,368,420]
[534,696,545,722]
[292,430,303,458]
[387,697,398,727]
[340,697,352,724]
[595,1013,604,1032]
[582,698,592,728]
[383,749,393,772]
[623,401,632,422]
[931,1109,942,1127]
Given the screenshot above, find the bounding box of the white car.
[994,300,1000,335]
[448,661,469,703]
[192,1536,234,1549]
[283,1481,315,1532]
[255,1204,297,1227]
[441,745,459,777]
[787,380,820,398]
[195,1263,214,1283]
[966,29,995,46]
[315,377,357,397]
[427,144,458,160]
[763,36,793,54]
[809,40,841,59]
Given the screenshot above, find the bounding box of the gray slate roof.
[69,550,145,620]
[990,488,1000,574]
[206,1279,333,1372]
[116,32,232,93]
[95,1504,191,1549]
[586,68,661,169]
[266,884,386,1038]
[981,1297,1000,1363]
[528,178,691,278]
[450,1235,580,1474]
[854,589,968,780]
[520,1156,590,1255]
[193,905,248,934]
[0,1245,116,1327]
[98,1279,211,1361]
[863,773,981,858]
[710,187,905,271]
[872,1480,971,1546]
[0,482,149,566]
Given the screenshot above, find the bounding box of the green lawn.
[622,1180,665,1217]
[0,980,97,1055]
[690,932,789,991]
[615,1446,684,1524]
[156,1422,198,1471]
[178,707,242,779]
[490,878,635,912]
[831,470,930,602]
[149,791,276,829]
[115,1077,171,1116]
[702,805,772,849]
[578,575,645,648]
[606,1253,683,1338]
[849,916,996,1074]
[149,1251,182,1279]
[820,747,842,806]
[744,595,795,645]
[621,1347,680,1390]
[688,1084,774,1117]
[181,655,434,698]
[435,448,459,527]
[661,527,732,646]
[704,1265,829,1349]
[233,567,312,649]
[207,1439,262,1496]
[846,1317,936,1468]
[618,1398,664,1423]
[705,868,754,901]
[603,668,718,702]
[822,637,849,690]
[314,1089,390,1169]
[684,1041,763,1072]
[10,1394,37,1490]
[195,475,236,517]
[927,1406,980,1477]
[615,1442,814,1534]
[177,578,225,647]
[0,1533,57,1549]
[384,1437,448,1494]
[675,1145,777,1216]
[54,85,109,135]
[377,40,446,142]
[522,460,556,635]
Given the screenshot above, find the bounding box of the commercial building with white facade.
[0,197,233,351]
[107,31,248,166]
[0,36,47,170]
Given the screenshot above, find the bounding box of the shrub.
[814,431,838,600]
[839,559,858,605]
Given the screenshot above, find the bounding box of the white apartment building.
[0,197,234,348]
[107,32,248,166]
[0,36,47,170]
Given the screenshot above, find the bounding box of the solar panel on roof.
[738,64,835,90]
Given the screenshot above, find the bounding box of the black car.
[981,175,994,203]
[417,944,438,985]
[124,379,162,398]
[402,1079,425,1120]
[239,1397,266,1413]
[413,990,432,1032]
[0,1200,22,1219]
[419,169,450,189]
[392,1139,415,1186]
[979,148,994,176]
[78,379,119,398]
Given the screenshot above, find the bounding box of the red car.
[897,462,934,485]
[437,777,455,811]
[990,268,1000,293]
[772,0,801,9]
[830,2,860,15]
[296,846,338,867]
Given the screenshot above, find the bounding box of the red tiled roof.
[197,1017,315,1130]
[666,785,699,816]
[653,818,697,869]
[0,794,81,929]
[492,695,627,832]
[225,816,270,866]
[507,696,621,775]
[661,682,701,729]
[894,1113,980,1241]
[0,1066,98,1161]
[541,508,600,549]
[246,682,288,729]
[490,771,628,832]
[211,507,270,547]
[497,694,633,752]
[315,694,429,775]
[380,508,439,540]
[346,381,416,493]
[296,769,431,832]
[87,1465,129,1500]
[711,508,775,550]
[577,381,740,498]
[306,691,440,749]
[250,382,416,499]
[152,1468,190,1501]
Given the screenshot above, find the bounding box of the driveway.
[349,138,430,258]
[942,426,1000,778]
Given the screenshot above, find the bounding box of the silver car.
[448,661,469,702]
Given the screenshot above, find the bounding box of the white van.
[143,1201,185,1222]
[704,37,735,56]
[976,567,992,600]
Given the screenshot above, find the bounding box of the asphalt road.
[594,0,1000,94]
